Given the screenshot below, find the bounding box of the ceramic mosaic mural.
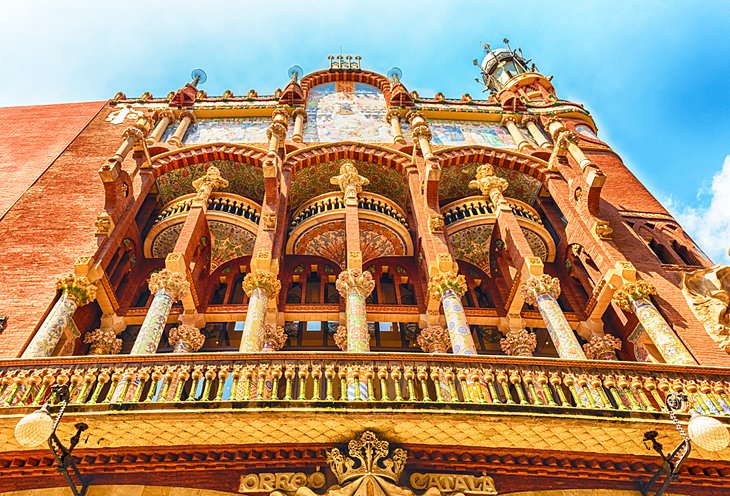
[183,118,272,145]
[289,159,408,209]
[151,223,184,258]
[438,162,542,206]
[156,160,265,205]
[423,120,516,147]
[522,228,549,261]
[449,225,494,276]
[303,82,392,142]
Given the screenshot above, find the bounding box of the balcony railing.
[155,192,261,225]
[1,354,728,420]
[290,192,409,230]
[441,195,542,226]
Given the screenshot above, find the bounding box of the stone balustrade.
[441,195,542,226]
[1,353,728,420]
[155,192,261,225]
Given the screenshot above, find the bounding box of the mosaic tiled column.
[613,281,696,365]
[168,325,205,353]
[417,325,453,401]
[130,270,189,355]
[520,274,587,359]
[336,269,375,352]
[22,274,98,358]
[428,271,477,355]
[239,272,281,353]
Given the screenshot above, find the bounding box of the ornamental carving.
[330,161,370,201]
[333,324,348,351]
[429,215,445,234]
[56,274,97,306]
[612,280,656,311]
[428,271,467,300]
[416,326,451,353]
[148,269,189,301]
[83,327,121,355]
[468,164,509,198]
[242,271,282,299]
[681,265,730,353]
[328,431,406,484]
[292,107,308,121]
[168,325,205,353]
[593,220,613,240]
[385,108,402,122]
[192,166,229,205]
[499,328,537,357]
[266,122,288,142]
[336,269,375,298]
[582,334,622,360]
[411,124,432,142]
[122,126,145,142]
[262,214,277,231]
[554,130,578,150]
[94,211,114,235]
[262,323,288,352]
[519,274,561,305]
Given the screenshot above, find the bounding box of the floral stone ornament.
[56,274,97,306]
[612,280,657,311]
[83,327,122,355]
[428,271,467,300]
[519,274,561,305]
[168,325,205,353]
[583,334,622,360]
[500,328,537,356]
[416,325,451,353]
[242,271,282,299]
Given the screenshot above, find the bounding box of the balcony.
[441,195,542,227]
[154,192,261,226]
[289,191,409,231]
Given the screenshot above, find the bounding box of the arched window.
[284,258,340,305]
[206,257,251,306]
[363,261,418,306]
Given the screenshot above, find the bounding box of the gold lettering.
[259,473,275,491]
[407,473,497,495]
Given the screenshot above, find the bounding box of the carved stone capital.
[582,334,622,360]
[262,324,288,352]
[157,109,175,122]
[416,325,451,353]
[266,122,288,142]
[291,107,308,121]
[411,123,432,141]
[406,110,426,126]
[428,271,467,300]
[168,324,205,353]
[122,126,145,143]
[385,108,402,122]
[336,268,375,298]
[179,109,196,123]
[429,214,445,234]
[242,271,281,299]
[499,328,537,357]
[522,115,538,125]
[330,161,370,200]
[56,274,97,306]
[500,115,518,126]
[94,211,114,235]
[613,280,656,311]
[192,166,229,205]
[520,274,561,305]
[83,327,121,355]
[333,324,348,351]
[271,108,291,124]
[148,269,189,301]
[468,163,509,197]
[555,130,579,150]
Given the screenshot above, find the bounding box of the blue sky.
[2,1,729,262]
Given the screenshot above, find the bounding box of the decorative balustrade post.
[239,272,281,352]
[192,166,229,207]
[500,328,537,357]
[168,325,205,353]
[22,275,97,358]
[520,274,587,359]
[130,270,189,355]
[336,269,375,352]
[428,271,477,355]
[583,334,622,360]
[613,281,696,365]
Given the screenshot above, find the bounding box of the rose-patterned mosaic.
[156,160,265,205]
[183,117,273,145]
[303,82,392,142]
[438,162,542,206]
[289,159,408,210]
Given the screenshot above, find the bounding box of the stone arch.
[300,69,392,101]
[150,143,268,178]
[285,142,411,176]
[434,145,549,183]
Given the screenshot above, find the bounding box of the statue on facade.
[681,265,730,353]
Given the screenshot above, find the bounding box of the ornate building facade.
[0,47,729,495]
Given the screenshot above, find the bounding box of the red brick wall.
[0,101,118,357]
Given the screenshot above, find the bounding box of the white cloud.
[664,155,730,264]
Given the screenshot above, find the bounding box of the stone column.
[291,108,307,143]
[336,269,375,352]
[428,272,477,355]
[520,274,587,359]
[407,111,435,162]
[130,270,189,355]
[545,118,596,171]
[501,115,531,151]
[167,110,196,147]
[239,272,281,353]
[386,108,406,144]
[108,115,152,166]
[582,334,622,360]
[147,110,175,143]
[168,325,205,353]
[191,165,229,207]
[262,323,288,352]
[522,116,552,149]
[266,109,289,155]
[500,328,537,357]
[22,275,98,358]
[330,161,370,270]
[613,281,696,365]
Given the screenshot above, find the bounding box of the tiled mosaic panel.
[439,162,542,206]
[156,160,265,205]
[421,119,516,147]
[183,117,273,144]
[303,82,392,142]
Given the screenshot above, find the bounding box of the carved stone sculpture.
[681,265,730,353]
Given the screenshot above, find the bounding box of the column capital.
[416,325,451,353]
[428,270,467,300]
[411,123,432,142]
[157,109,175,121]
[179,109,196,123]
[330,161,370,200]
[555,130,579,150]
[520,274,561,305]
[522,115,538,125]
[266,122,288,142]
[242,271,281,299]
[291,107,308,120]
[168,324,205,353]
[192,166,229,204]
[612,280,656,311]
[406,110,426,126]
[468,164,509,196]
[148,269,189,301]
[499,328,537,357]
[122,126,145,143]
[56,274,97,305]
[83,327,121,355]
[262,323,288,351]
[336,268,375,298]
[582,334,622,360]
[385,108,402,122]
[271,108,291,124]
[500,114,519,126]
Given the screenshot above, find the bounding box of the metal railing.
[441,195,542,226]
[155,193,261,225]
[290,192,408,230]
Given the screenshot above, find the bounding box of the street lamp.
[14,384,89,496]
[639,393,730,496]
